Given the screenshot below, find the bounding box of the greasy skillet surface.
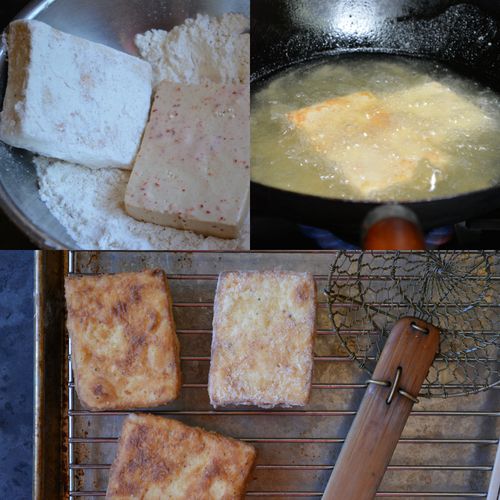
[250,0,500,237]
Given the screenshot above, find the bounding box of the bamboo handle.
[362,205,425,250]
[486,437,500,500]
[322,317,440,500]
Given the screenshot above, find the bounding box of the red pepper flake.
[200,204,204,208]
[182,188,186,192]
[154,182,160,187]
[206,210,211,214]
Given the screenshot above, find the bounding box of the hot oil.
[251,56,500,202]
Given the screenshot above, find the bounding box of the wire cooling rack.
[64,251,499,498]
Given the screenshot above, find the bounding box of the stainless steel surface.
[53,251,499,499]
[0,0,249,249]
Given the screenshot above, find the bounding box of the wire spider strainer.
[322,251,500,500]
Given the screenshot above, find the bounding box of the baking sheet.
[35,251,500,499]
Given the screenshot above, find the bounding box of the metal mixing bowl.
[0,0,249,248]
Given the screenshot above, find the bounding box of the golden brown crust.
[106,414,256,499]
[208,271,317,408]
[287,91,379,127]
[65,269,180,410]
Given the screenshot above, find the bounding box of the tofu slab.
[106,414,256,499]
[388,81,492,140]
[208,271,316,408]
[125,81,249,239]
[287,82,492,196]
[0,20,153,169]
[65,270,180,410]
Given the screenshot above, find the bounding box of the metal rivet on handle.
[386,367,402,404]
[367,367,420,405]
[411,322,429,334]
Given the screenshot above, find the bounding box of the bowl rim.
[0,0,69,249]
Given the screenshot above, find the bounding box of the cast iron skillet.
[250,0,500,243]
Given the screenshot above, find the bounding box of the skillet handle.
[362,205,425,250]
[322,317,440,500]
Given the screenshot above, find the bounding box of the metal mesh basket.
[326,251,499,398]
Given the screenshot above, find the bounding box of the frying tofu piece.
[106,413,256,499]
[287,82,492,196]
[65,270,180,410]
[388,81,493,141]
[208,271,316,408]
[125,81,249,239]
[0,20,152,169]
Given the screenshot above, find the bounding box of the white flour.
[135,13,249,86]
[35,13,249,250]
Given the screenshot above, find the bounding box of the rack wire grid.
[66,251,500,499]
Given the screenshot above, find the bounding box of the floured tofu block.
[0,20,152,169]
[106,413,256,499]
[208,271,316,408]
[287,83,492,196]
[125,81,249,239]
[65,270,180,410]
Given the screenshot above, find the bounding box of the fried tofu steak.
[65,269,180,410]
[287,82,492,196]
[208,271,316,408]
[106,414,256,499]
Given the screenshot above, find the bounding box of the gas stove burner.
[299,224,455,250]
